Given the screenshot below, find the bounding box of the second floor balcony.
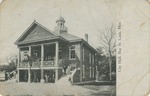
[19,59,63,68]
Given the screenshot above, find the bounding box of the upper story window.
[92,54,94,64]
[69,46,76,60]
[82,48,84,61]
[89,53,92,63]
[82,64,85,78]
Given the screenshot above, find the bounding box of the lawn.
[0,82,116,96]
[0,76,116,96]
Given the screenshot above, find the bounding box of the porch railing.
[32,61,41,67]
[19,62,28,68]
[43,59,63,67]
[43,61,55,67]
[19,59,63,68]
[19,61,41,68]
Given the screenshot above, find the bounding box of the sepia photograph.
[0,0,149,96]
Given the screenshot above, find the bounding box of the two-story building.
[15,16,97,83]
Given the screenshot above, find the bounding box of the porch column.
[55,42,59,81]
[17,48,20,82]
[96,65,99,81]
[40,45,44,83]
[90,66,91,78]
[28,46,31,83]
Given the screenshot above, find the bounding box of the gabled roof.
[15,21,61,45]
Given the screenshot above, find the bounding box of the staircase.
[56,66,80,84]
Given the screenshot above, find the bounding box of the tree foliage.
[3,55,17,72]
[96,24,116,81]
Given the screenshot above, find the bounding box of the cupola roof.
[56,16,65,23]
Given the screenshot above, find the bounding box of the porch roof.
[15,36,68,45]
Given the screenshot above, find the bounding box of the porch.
[19,69,58,83]
[18,42,64,68]
[17,41,67,83]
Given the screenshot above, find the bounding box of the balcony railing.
[19,62,28,68]
[43,61,55,67]
[19,59,63,68]
[32,61,41,67]
[43,59,63,67]
[19,61,41,68]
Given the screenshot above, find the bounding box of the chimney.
[84,34,88,43]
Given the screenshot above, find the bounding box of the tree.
[5,55,18,72]
[96,47,109,81]
[111,56,116,81]
[98,24,116,81]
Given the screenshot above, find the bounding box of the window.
[69,46,76,59]
[89,53,91,63]
[92,54,94,64]
[82,64,85,78]
[90,67,94,78]
[82,48,84,61]
[92,67,95,78]
[90,66,92,78]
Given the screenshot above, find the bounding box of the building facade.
[15,17,97,83]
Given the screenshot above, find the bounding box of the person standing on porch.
[44,73,48,83]
[33,71,37,82]
[24,74,28,82]
[52,72,55,83]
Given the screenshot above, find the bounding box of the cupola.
[54,16,68,35]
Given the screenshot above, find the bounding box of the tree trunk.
[109,56,112,81]
[109,47,112,81]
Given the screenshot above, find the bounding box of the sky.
[0,0,117,64]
